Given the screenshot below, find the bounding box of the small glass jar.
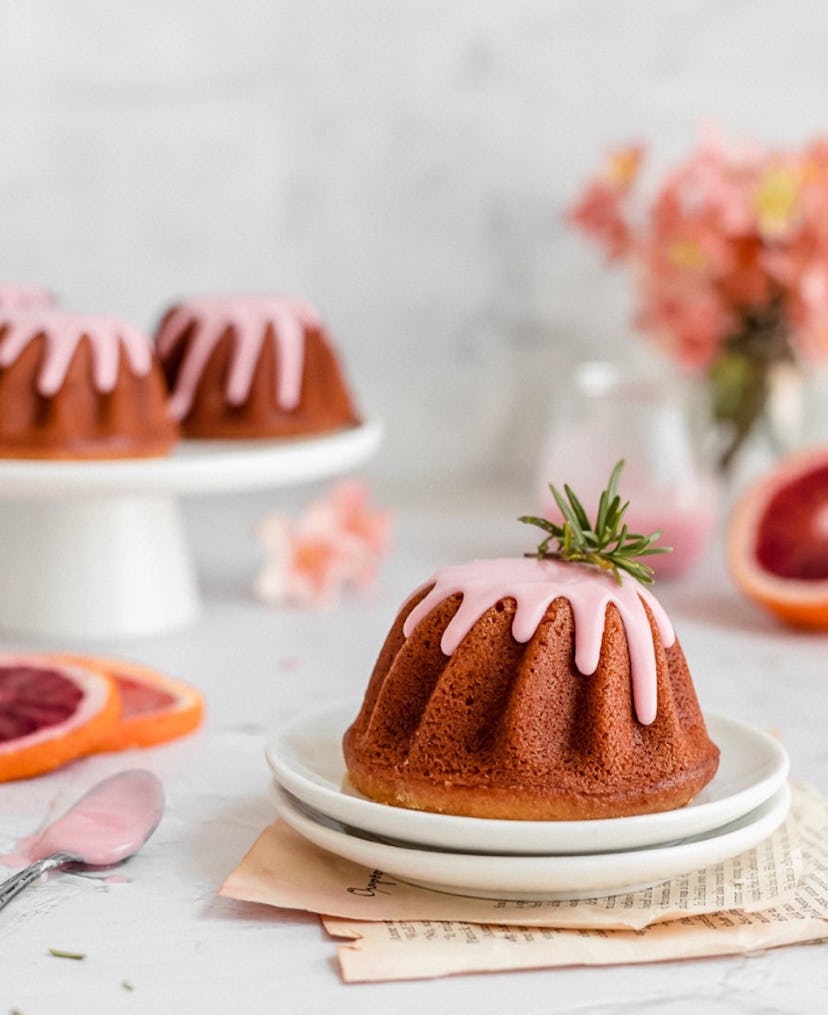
[534,361,718,579]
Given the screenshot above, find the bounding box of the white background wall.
[3,0,828,490]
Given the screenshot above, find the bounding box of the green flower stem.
[709,298,795,474]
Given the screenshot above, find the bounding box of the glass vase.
[535,360,719,580]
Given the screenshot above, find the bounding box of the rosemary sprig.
[48,948,86,960]
[519,460,672,586]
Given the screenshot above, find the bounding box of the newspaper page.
[222,785,815,931]
[327,782,828,981]
[326,909,827,983]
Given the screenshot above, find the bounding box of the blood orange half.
[0,656,120,782]
[71,657,205,752]
[728,446,828,629]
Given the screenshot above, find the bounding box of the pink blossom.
[328,481,393,561]
[798,141,828,244]
[254,481,393,609]
[569,130,828,373]
[788,258,828,359]
[568,183,633,260]
[717,236,773,306]
[637,285,732,369]
[567,146,643,260]
[664,144,758,237]
[752,160,802,241]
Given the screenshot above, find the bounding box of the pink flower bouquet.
[569,133,828,470]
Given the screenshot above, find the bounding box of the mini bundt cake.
[154,295,360,439]
[0,311,178,459]
[344,557,720,820]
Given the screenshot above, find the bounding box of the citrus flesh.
[728,447,828,629]
[81,657,205,751]
[0,658,120,781]
[755,465,828,580]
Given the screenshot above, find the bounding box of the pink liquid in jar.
[623,503,717,579]
[538,478,719,581]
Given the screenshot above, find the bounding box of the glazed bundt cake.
[0,311,178,459]
[344,556,719,820]
[154,295,360,439]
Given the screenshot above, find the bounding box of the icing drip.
[155,295,323,421]
[0,311,153,396]
[401,557,675,726]
[0,284,56,311]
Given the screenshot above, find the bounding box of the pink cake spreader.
[0,770,164,911]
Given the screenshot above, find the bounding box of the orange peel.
[77,656,205,752]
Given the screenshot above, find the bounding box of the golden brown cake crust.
[0,334,178,460]
[343,588,720,820]
[159,322,360,439]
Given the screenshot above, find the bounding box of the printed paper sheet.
[220,782,828,981]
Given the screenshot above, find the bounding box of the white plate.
[269,780,792,901]
[265,702,789,855]
[0,417,382,498]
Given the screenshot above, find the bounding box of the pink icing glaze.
[0,284,56,311]
[401,557,676,726]
[10,770,164,868]
[155,295,323,420]
[0,311,153,396]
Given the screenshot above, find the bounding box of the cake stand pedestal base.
[0,420,383,640]
[0,496,199,640]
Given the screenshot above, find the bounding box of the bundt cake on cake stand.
[155,294,360,439]
[0,301,380,639]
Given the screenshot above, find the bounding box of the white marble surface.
[0,485,826,1013]
[4,1,828,486]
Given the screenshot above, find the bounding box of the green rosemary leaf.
[607,458,624,500]
[520,460,672,586]
[563,484,591,531]
[49,948,86,961]
[517,514,561,536]
[536,536,552,559]
[595,488,609,536]
[551,485,581,534]
[604,495,623,536]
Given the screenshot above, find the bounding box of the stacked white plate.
[265,702,791,901]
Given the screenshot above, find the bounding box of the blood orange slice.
[0,656,120,782]
[72,657,204,751]
[728,446,828,629]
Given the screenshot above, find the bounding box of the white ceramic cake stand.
[0,418,382,640]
